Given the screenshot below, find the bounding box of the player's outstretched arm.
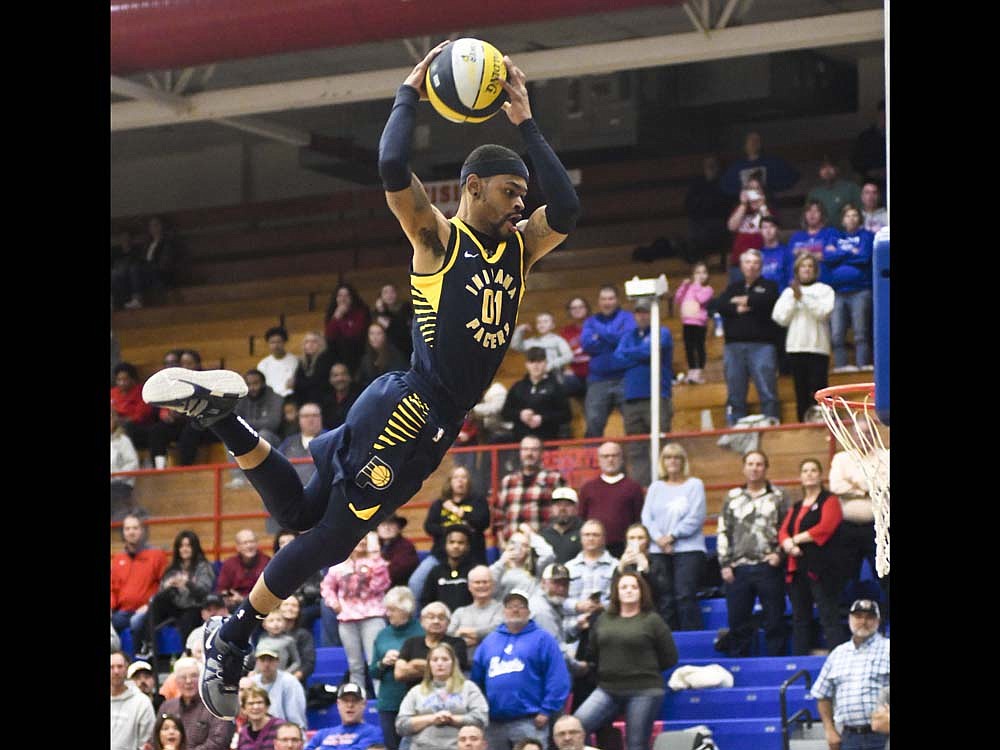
[378,41,453,274]
[501,56,581,272]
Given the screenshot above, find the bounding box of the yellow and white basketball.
[425,38,508,124]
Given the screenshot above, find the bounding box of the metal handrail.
[780,668,815,750]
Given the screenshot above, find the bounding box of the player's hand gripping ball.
[425,38,509,123]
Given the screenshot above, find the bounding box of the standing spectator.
[111,650,156,750]
[558,296,591,399]
[850,99,887,193]
[641,442,707,631]
[371,587,425,750]
[111,362,156,453]
[324,283,371,375]
[304,683,384,750]
[493,436,566,546]
[787,200,839,263]
[396,643,489,750]
[376,514,420,588]
[235,686,284,750]
[527,563,587,675]
[132,529,216,659]
[160,656,236,749]
[153,712,186,750]
[860,179,888,234]
[356,322,409,390]
[563,520,620,617]
[779,458,850,655]
[277,402,327,490]
[321,533,390,690]
[759,215,793,294]
[771,253,835,422]
[716,450,788,657]
[235,370,285,447]
[320,363,361,431]
[250,644,308,731]
[615,301,674,486]
[672,262,714,385]
[111,229,138,310]
[257,327,300,399]
[290,331,337,409]
[273,529,323,634]
[137,215,177,304]
[825,204,875,373]
[471,590,571,750]
[811,600,890,750]
[871,686,890,747]
[447,566,504,660]
[395,603,470,694]
[716,249,781,425]
[581,285,635,438]
[111,407,141,520]
[111,514,167,635]
[489,524,556,602]
[683,154,732,268]
[725,175,771,283]
[577,442,645,558]
[806,157,862,230]
[540,487,583,565]
[573,573,678,750]
[719,131,801,197]
[216,529,271,613]
[421,525,478,612]
[278,595,316,686]
[613,524,672,630]
[373,282,415,360]
[411,466,489,598]
[511,312,575,379]
[501,346,571,442]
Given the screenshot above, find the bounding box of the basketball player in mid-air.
[142,41,580,720]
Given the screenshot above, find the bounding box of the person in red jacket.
[111,513,167,635]
[216,529,271,613]
[323,282,371,376]
[111,362,156,453]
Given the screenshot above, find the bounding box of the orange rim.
[814,382,875,411]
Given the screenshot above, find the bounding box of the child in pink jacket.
[673,262,715,384]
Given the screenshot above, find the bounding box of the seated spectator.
[111,513,167,635]
[469,380,514,479]
[371,586,425,750]
[725,174,772,283]
[324,283,371,375]
[216,528,271,613]
[161,656,236,748]
[111,407,141,520]
[573,573,678,750]
[127,658,165,712]
[788,200,839,264]
[111,229,137,310]
[719,131,801,198]
[153,712,186,750]
[552,715,600,750]
[321,533,390,690]
[410,467,490,599]
[112,649,156,750]
[277,402,327,493]
[257,326,299,399]
[581,284,635,438]
[824,204,875,373]
[860,179,888,234]
[356,322,409,390]
[447,566,504,660]
[148,349,221,468]
[807,157,862,228]
[494,436,566,547]
[235,369,286,447]
[256,610,302,675]
[250,643,308,731]
[376,514,419,589]
[640,443,707,631]
[458,725,488,750]
[274,529,323,633]
[278,398,300,442]
[111,620,122,652]
[511,312,575,379]
[771,253,835,422]
[540,487,584,564]
[578,443,644,558]
[501,346,571,442]
[421,525,477,612]
[673,262,714,385]
[278,595,316,686]
[779,458,850,655]
[527,563,588,675]
[291,331,337,407]
[184,593,230,657]
[564,520,619,617]
[396,643,489,750]
[372,282,415,359]
[684,154,732,269]
[559,296,592,399]
[132,529,216,659]
[395,602,470,694]
[320,363,362,431]
[235,686,284,750]
[304,683,384,750]
[111,216,176,310]
[111,361,156,454]
[490,524,556,602]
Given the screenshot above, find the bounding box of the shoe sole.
[200,616,239,721]
[142,367,248,407]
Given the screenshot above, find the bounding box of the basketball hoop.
[815,383,890,577]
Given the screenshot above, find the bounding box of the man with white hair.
[552,715,600,750]
[159,656,235,749]
[448,565,504,659]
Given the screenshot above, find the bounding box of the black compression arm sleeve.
[378,85,420,192]
[518,118,581,234]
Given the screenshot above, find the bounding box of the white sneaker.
[124,296,143,310]
[832,365,860,374]
[858,364,874,372]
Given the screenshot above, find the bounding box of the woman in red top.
[725,175,771,284]
[779,458,849,655]
[323,282,371,376]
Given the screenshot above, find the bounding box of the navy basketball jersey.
[410,216,525,412]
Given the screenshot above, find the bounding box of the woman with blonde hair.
[291,331,337,407]
[640,442,707,630]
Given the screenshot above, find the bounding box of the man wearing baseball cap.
[540,487,583,564]
[251,642,307,731]
[810,599,890,750]
[304,682,383,749]
[528,564,588,678]
[126,659,164,711]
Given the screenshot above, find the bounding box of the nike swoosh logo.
[349,502,381,521]
[464,251,479,258]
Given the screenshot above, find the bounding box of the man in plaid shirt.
[493,435,565,546]
[811,599,890,750]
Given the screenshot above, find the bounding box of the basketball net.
[817,388,890,577]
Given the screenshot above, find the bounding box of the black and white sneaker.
[199,616,250,720]
[142,368,247,429]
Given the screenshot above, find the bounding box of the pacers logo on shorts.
[356,455,394,491]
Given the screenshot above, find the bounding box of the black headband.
[460,157,529,185]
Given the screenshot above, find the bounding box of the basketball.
[425,38,509,124]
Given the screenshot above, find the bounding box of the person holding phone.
[725,174,772,283]
[613,524,672,629]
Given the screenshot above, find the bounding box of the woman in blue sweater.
[822,204,874,373]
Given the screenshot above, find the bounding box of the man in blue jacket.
[581,285,636,438]
[471,589,571,750]
[614,300,674,486]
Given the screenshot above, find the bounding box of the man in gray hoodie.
[111,650,154,750]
